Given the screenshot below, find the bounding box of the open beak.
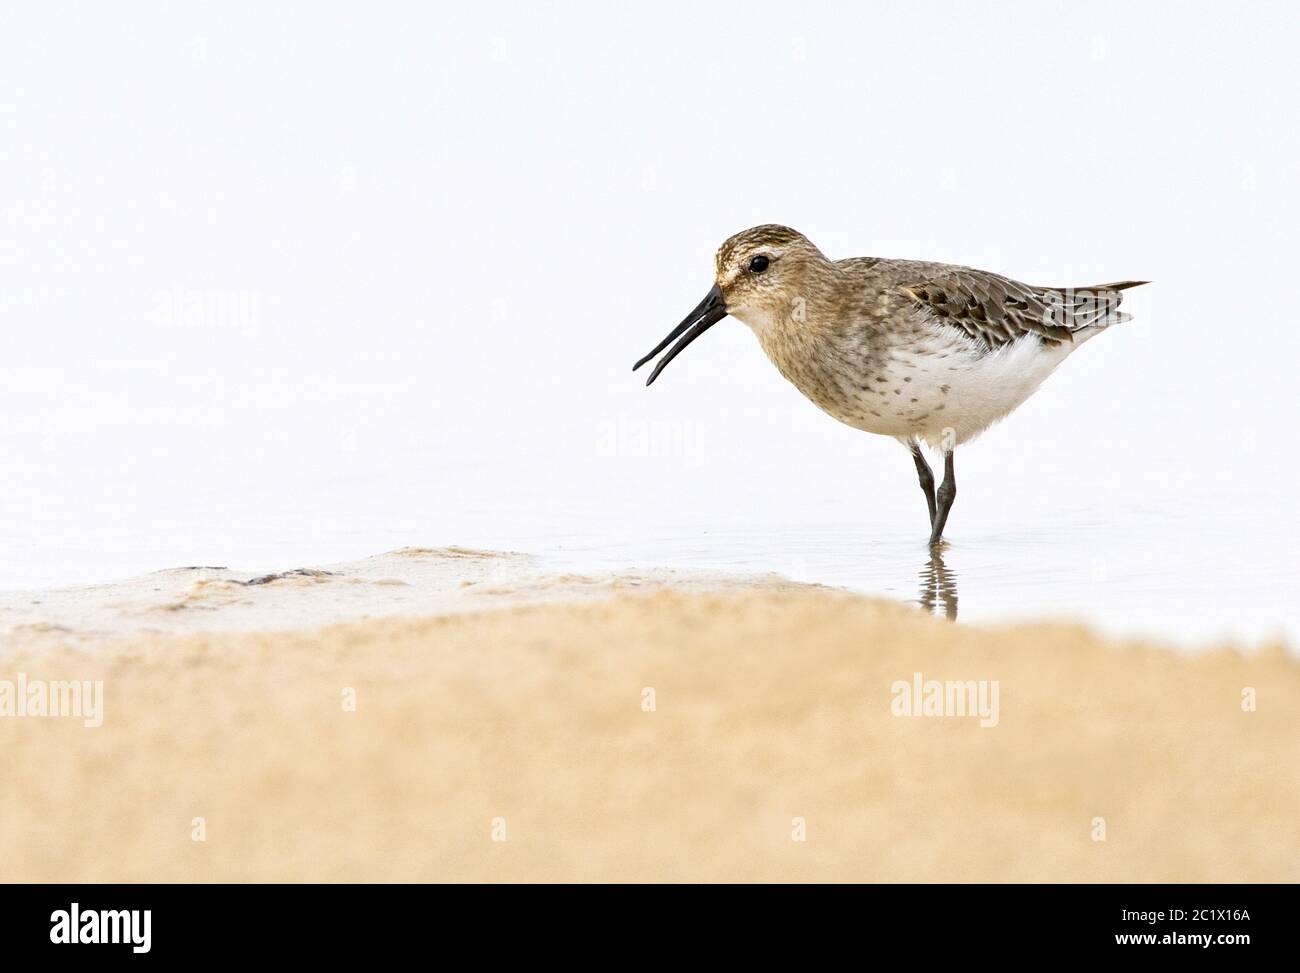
[632,284,728,386]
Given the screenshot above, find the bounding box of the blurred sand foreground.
[2,554,1297,882]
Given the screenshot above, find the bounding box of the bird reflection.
[919,549,959,620]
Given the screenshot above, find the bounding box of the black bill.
[632,283,728,386]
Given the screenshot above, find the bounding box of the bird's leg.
[929,450,956,547]
[909,440,937,528]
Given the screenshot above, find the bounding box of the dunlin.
[635,225,1146,546]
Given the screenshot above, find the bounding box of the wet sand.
[1,549,1296,882]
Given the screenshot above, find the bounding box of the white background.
[2,2,1297,643]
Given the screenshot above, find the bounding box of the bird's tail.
[1048,280,1149,332]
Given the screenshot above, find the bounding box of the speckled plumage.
[637,224,1147,545]
[713,224,1144,449]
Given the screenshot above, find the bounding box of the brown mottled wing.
[900,269,1142,351]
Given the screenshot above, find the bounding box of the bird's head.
[633,224,830,385]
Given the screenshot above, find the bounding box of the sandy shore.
[2,549,1297,882]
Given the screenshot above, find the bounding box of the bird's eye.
[749,255,770,274]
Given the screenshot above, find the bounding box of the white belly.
[818,333,1080,448]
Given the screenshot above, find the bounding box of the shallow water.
[5,417,1294,651]
[530,511,1297,649]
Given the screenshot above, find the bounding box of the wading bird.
[635,225,1145,546]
